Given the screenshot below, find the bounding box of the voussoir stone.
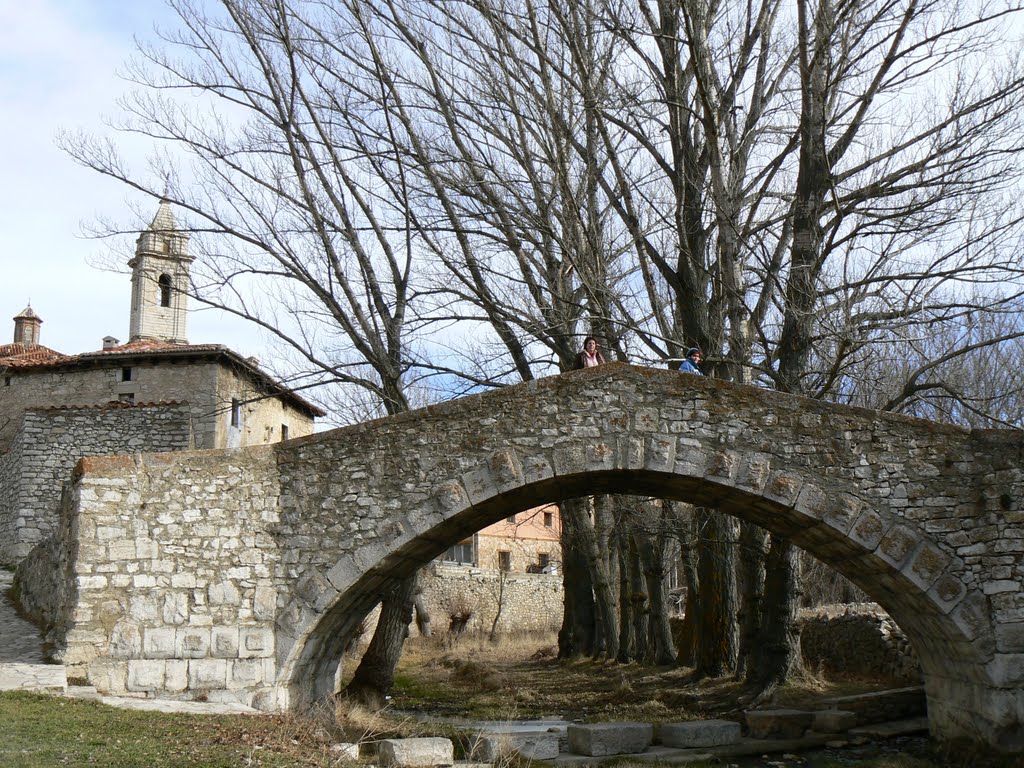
[567,722,653,756]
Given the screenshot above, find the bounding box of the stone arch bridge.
[40,364,1023,750]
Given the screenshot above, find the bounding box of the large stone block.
[658,719,740,748]
[745,709,815,739]
[142,627,176,658]
[188,658,228,689]
[813,710,858,733]
[473,730,560,761]
[567,723,653,756]
[239,627,275,658]
[126,659,164,691]
[378,737,454,768]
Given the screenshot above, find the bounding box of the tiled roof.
[79,340,226,358]
[0,343,71,368]
[149,198,178,232]
[1,338,325,418]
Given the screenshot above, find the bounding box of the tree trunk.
[616,529,637,663]
[735,521,768,679]
[675,505,699,667]
[587,496,620,659]
[559,497,596,658]
[636,519,677,665]
[693,508,738,677]
[488,569,508,642]
[745,535,803,699]
[413,592,432,637]
[343,573,417,708]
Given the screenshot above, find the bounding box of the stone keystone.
[379,737,454,768]
[473,730,560,761]
[659,719,741,748]
[567,722,653,756]
[745,709,815,739]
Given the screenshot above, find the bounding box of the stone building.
[0,200,323,564]
[441,503,561,574]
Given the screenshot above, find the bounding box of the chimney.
[103,336,120,350]
[13,306,41,345]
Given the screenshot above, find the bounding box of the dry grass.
[385,631,895,724]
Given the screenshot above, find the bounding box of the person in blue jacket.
[680,347,704,375]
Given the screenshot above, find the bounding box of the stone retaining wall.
[800,604,922,683]
[419,563,562,635]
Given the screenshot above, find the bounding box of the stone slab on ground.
[659,720,741,748]
[813,709,858,733]
[97,696,258,715]
[567,722,653,756]
[0,663,65,693]
[745,709,815,739]
[474,729,560,761]
[849,717,930,738]
[379,737,455,768]
[331,743,360,760]
[821,687,925,725]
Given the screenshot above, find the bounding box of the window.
[543,511,553,528]
[281,424,290,441]
[498,551,511,572]
[158,274,173,307]
[121,367,133,382]
[506,514,517,524]
[231,398,241,428]
[4,376,10,387]
[443,540,474,565]
[537,553,550,570]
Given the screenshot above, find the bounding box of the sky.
[0,0,263,358]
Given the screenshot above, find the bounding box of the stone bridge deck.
[16,364,1024,751]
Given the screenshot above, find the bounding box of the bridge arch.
[266,364,1021,749]
[53,364,1022,750]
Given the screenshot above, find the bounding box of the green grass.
[0,691,346,767]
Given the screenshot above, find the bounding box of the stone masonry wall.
[419,563,563,635]
[0,363,213,451]
[0,423,24,564]
[29,365,1024,747]
[800,604,922,683]
[0,402,193,565]
[0,359,315,454]
[54,449,286,709]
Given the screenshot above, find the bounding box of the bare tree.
[66,0,1024,704]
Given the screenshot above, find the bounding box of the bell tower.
[129,199,193,344]
[12,305,42,345]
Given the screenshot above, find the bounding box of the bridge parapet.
[23,364,1023,751]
